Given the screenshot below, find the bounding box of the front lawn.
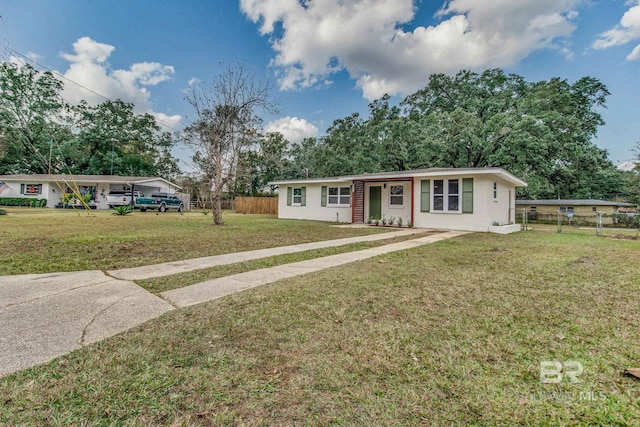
[0,209,389,275]
[2,230,639,425]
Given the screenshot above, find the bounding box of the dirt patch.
[573,256,598,266]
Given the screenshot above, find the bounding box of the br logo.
[540,361,583,383]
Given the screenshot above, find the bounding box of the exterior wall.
[363,180,412,225]
[412,175,516,232]
[278,182,353,223]
[0,179,54,207]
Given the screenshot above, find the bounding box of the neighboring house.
[270,168,527,233]
[0,174,181,210]
[516,199,638,224]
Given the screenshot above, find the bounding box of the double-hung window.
[421,178,472,213]
[389,185,404,206]
[326,186,351,206]
[448,180,459,211]
[433,179,460,212]
[293,188,302,205]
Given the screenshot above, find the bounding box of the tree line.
[235,69,634,202]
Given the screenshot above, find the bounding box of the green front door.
[369,186,382,219]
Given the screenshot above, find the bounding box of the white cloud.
[26,52,42,62]
[59,37,179,122]
[152,112,182,132]
[240,0,581,100]
[264,116,318,143]
[593,1,640,60]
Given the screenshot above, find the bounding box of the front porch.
[351,178,414,225]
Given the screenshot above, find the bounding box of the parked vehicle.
[107,190,144,208]
[135,192,184,212]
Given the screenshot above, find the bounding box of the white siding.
[278,182,353,223]
[0,180,53,207]
[412,175,517,232]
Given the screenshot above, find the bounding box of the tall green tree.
[73,100,180,179]
[233,131,289,195]
[0,62,72,174]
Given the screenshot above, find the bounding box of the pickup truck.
[135,192,184,212]
[107,190,145,208]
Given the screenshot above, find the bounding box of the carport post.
[130,184,135,208]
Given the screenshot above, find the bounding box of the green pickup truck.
[135,192,185,212]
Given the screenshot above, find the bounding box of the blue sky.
[1,0,640,170]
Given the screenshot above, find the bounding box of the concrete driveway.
[0,270,173,378]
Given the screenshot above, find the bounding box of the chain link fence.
[518,209,639,238]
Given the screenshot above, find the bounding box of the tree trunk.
[212,194,224,225]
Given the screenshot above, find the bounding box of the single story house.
[516,199,638,224]
[270,167,527,233]
[0,174,180,210]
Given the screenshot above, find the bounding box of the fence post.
[557,210,562,234]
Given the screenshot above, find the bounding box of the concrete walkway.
[0,228,467,378]
[108,228,430,281]
[161,230,468,307]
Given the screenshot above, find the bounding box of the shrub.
[0,197,46,207]
[113,205,132,216]
[0,209,6,215]
[397,217,403,227]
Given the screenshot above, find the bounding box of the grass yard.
[0,208,389,275]
[2,229,639,425]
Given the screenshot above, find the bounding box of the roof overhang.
[0,174,181,190]
[270,168,527,187]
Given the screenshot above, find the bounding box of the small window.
[448,180,459,211]
[493,182,497,199]
[530,206,537,212]
[293,188,302,205]
[592,207,597,212]
[433,180,444,211]
[389,185,404,206]
[328,187,339,204]
[20,184,42,195]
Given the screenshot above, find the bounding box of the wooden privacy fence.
[235,196,278,215]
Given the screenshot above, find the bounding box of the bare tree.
[183,63,277,225]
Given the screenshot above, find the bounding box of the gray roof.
[516,199,636,207]
[0,174,179,189]
[271,167,527,187]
